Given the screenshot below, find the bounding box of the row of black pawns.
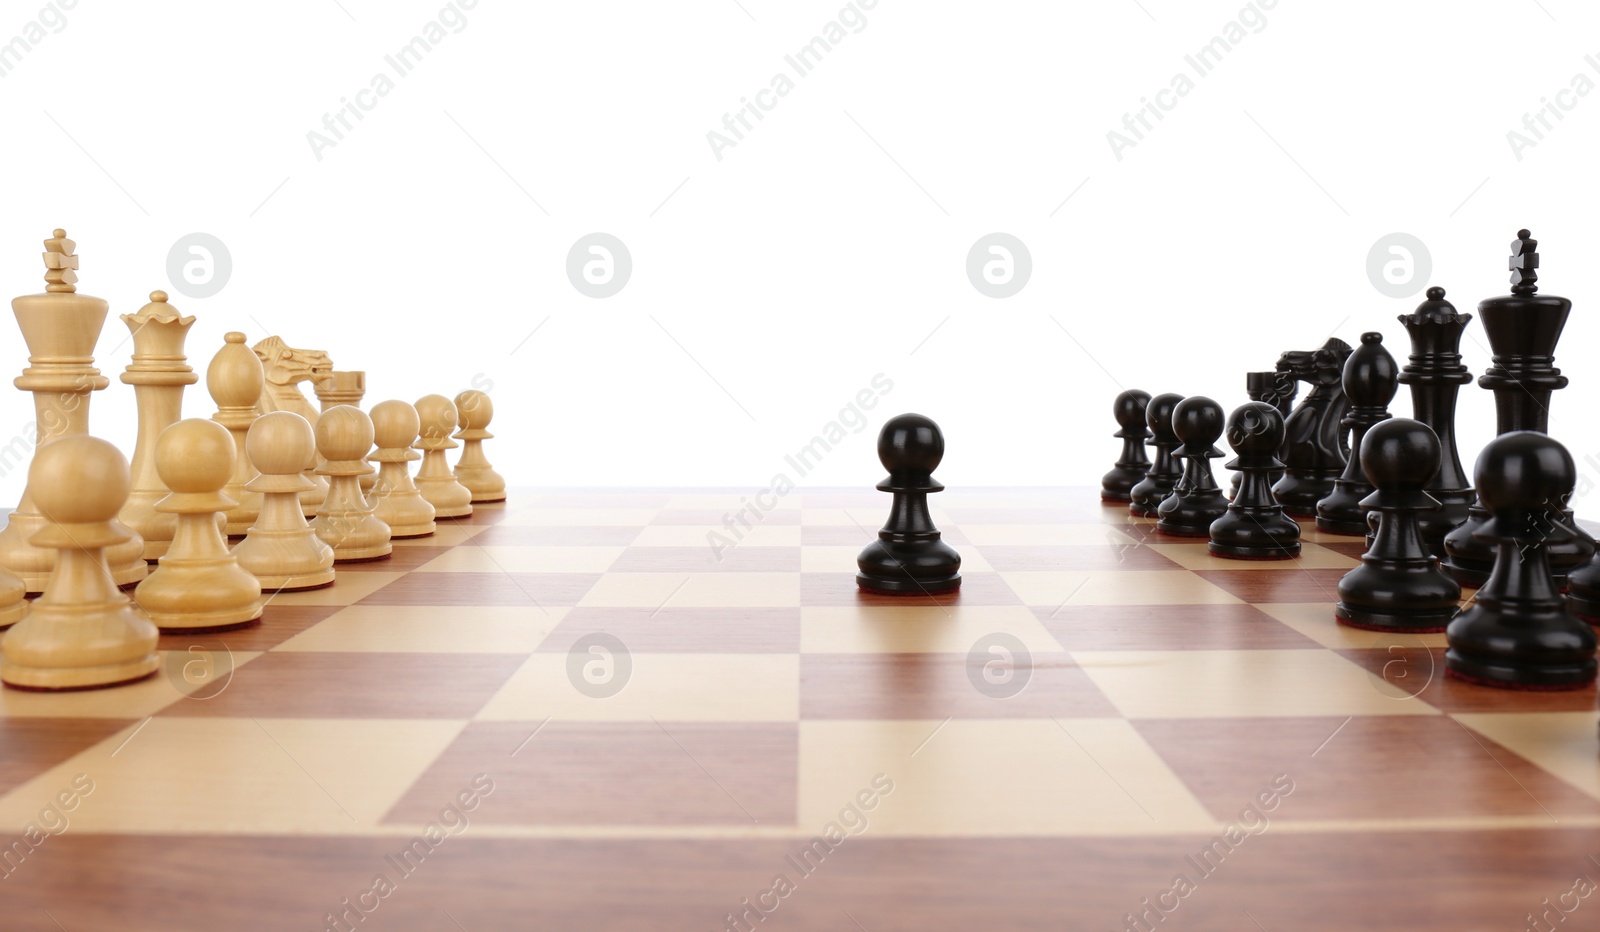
[1098,230,1598,692]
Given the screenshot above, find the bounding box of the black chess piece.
[1443,230,1596,588]
[1316,332,1397,536]
[1565,549,1600,625]
[1398,287,1475,559]
[1333,419,1461,632]
[1156,396,1228,537]
[1209,402,1301,560]
[1445,431,1597,689]
[1101,389,1151,503]
[1229,370,1296,498]
[856,413,961,595]
[1129,393,1183,518]
[1272,338,1354,516]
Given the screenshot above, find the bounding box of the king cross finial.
[42,228,78,294]
[1509,228,1539,296]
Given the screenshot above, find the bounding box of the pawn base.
[1314,515,1370,537]
[1443,655,1597,691]
[3,656,160,694]
[388,524,437,539]
[856,573,961,596]
[1334,604,1453,634]
[1566,590,1600,626]
[1100,490,1132,504]
[142,540,170,562]
[1208,541,1300,560]
[1155,523,1211,538]
[157,614,263,636]
[259,570,337,592]
[333,547,393,564]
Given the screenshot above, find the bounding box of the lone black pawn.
[1129,393,1183,518]
[1156,396,1228,537]
[855,413,961,596]
[1316,332,1396,536]
[1445,431,1597,690]
[1210,403,1300,559]
[1333,419,1461,632]
[1101,389,1152,503]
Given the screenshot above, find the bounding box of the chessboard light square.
[502,508,658,526]
[1255,602,1450,650]
[799,546,994,575]
[577,573,800,608]
[414,545,624,574]
[273,606,564,653]
[797,719,1215,836]
[0,650,263,720]
[0,717,466,834]
[1072,649,1442,718]
[1145,542,1359,571]
[476,653,799,722]
[799,605,1057,654]
[1000,570,1241,607]
[632,524,800,547]
[263,572,404,606]
[964,525,1139,547]
[663,494,800,512]
[1455,711,1600,803]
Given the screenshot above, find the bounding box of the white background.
[1,0,1599,503]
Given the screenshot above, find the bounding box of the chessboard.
[2,488,1597,932]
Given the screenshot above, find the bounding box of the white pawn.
[414,394,473,518]
[368,400,436,538]
[233,412,335,590]
[453,389,506,504]
[1,436,159,690]
[135,420,264,632]
[310,406,391,562]
[209,332,264,536]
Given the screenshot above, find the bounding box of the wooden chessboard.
[1,489,1598,931]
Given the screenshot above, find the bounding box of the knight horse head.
[1276,338,1351,387]
[253,335,333,418]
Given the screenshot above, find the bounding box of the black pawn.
[856,413,961,595]
[1229,371,1294,498]
[1316,332,1397,535]
[1210,402,1300,560]
[1445,431,1598,690]
[1397,286,1476,558]
[1334,419,1461,632]
[1101,389,1152,503]
[1129,393,1183,518]
[1272,338,1355,516]
[1156,396,1228,537]
[1443,230,1595,587]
